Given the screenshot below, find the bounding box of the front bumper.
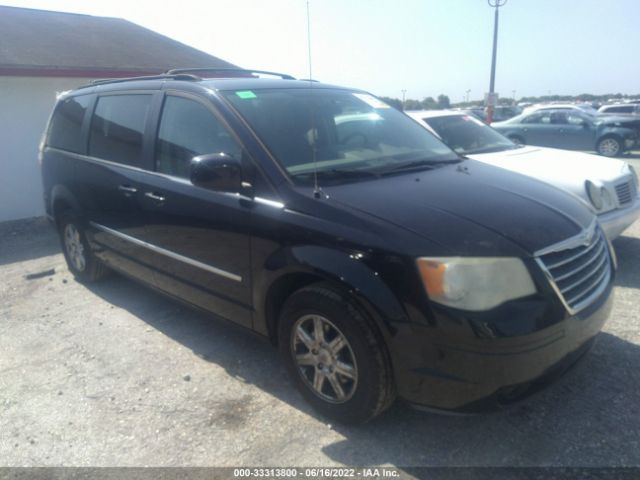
[390,283,614,413]
[598,196,640,240]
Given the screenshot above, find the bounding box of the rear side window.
[48,95,91,153]
[155,96,242,178]
[605,106,632,114]
[89,94,153,166]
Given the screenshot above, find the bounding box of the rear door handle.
[118,185,138,194]
[144,192,166,202]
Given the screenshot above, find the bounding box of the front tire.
[278,283,396,423]
[596,135,623,157]
[58,212,109,282]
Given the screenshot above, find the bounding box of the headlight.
[630,165,639,188]
[586,180,603,210]
[416,257,536,311]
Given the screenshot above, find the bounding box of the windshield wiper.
[376,158,462,175]
[290,168,380,181]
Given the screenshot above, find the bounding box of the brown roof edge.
[0,67,167,78]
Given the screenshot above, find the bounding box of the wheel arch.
[50,185,82,225]
[256,245,409,346]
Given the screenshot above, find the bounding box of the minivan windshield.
[424,114,518,155]
[222,88,460,184]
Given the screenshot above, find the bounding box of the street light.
[401,89,407,110]
[465,89,471,103]
[486,0,507,123]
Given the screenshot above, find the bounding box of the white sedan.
[407,110,640,239]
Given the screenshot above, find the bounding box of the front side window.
[222,88,458,184]
[156,96,242,178]
[48,95,92,153]
[567,112,590,125]
[89,94,153,166]
[424,115,516,155]
[522,112,551,124]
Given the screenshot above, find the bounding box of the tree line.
[379,94,451,111]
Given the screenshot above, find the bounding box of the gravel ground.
[0,214,639,468]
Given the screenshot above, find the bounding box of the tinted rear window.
[605,106,632,113]
[89,94,153,166]
[48,95,92,153]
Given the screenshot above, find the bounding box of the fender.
[49,184,82,220]
[253,244,410,342]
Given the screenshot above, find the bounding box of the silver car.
[408,110,640,239]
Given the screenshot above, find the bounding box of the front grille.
[536,225,611,313]
[615,179,634,205]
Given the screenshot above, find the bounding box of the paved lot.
[1,212,640,468]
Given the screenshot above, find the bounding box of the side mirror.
[190,153,243,193]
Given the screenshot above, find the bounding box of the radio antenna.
[306,0,321,199]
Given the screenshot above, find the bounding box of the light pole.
[465,89,471,103]
[486,0,507,123]
[401,89,407,110]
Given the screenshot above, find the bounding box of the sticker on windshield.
[352,93,391,109]
[235,90,257,99]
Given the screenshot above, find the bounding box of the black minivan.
[41,69,615,423]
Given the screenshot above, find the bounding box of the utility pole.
[486,0,507,123]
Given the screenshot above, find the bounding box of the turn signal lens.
[417,259,446,297]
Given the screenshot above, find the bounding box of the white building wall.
[0,76,92,222]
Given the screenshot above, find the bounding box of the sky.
[4,0,639,102]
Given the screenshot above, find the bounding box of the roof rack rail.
[78,73,201,89]
[165,68,295,80]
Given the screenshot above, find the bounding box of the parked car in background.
[41,69,614,422]
[598,103,640,116]
[488,105,522,122]
[454,106,521,123]
[407,110,640,239]
[523,103,600,116]
[491,109,638,157]
[455,107,485,121]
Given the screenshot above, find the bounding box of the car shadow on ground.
[613,235,640,289]
[0,217,61,266]
[85,273,640,467]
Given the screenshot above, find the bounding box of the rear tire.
[596,135,623,157]
[58,211,109,283]
[278,283,396,424]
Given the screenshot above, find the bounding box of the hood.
[322,160,594,257]
[595,115,640,129]
[468,146,628,203]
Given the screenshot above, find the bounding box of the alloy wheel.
[291,314,358,403]
[598,138,620,156]
[64,223,86,272]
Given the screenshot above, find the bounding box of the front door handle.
[144,192,166,202]
[118,185,138,195]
